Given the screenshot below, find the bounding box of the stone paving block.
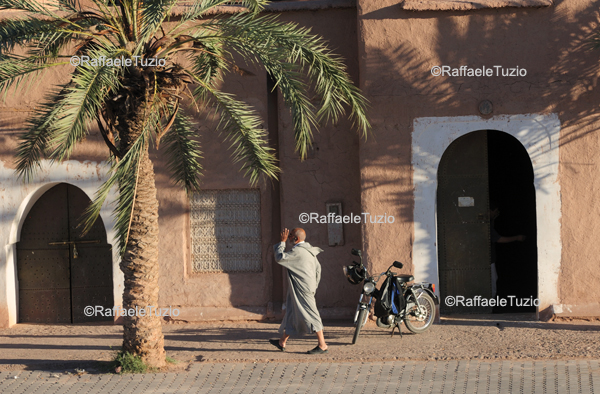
[498,360,512,394]
[189,366,215,393]
[452,360,468,394]
[237,365,259,393]
[342,363,360,393]
[2,374,23,394]
[361,362,382,394]
[167,372,189,393]
[429,361,445,394]
[511,361,522,393]
[580,361,593,394]
[394,361,411,393]
[247,363,275,392]
[19,379,46,394]
[174,369,200,394]
[105,375,131,394]
[142,374,166,393]
[244,364,268,394]
[329,363,351,394]
[11,371,41,394]
[281,362,304,393]
[420,359,435,393]
[377,362,394,394]
[315,362,338,394]
[151,372,178,394]
[43,374,78,394]
[296,362,319,393]
[591,361,600,393]
[443,360,459,394]
[262,363,288,394]
[521,361,533,393]
[309,362,330,393]
[60,379,92,394]
[461,360,474,393]
[130,373,156,394]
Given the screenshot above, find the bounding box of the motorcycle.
[343,248,439,344]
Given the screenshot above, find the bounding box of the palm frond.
[209,14,370,137]
[162,109,203,192]
[56,0,79,12]
[87,0,129,46]
[82,130,147,255]
[173,0,266,34]
[211,33,319,159]
[0,18,64,53]
[27,32,73,60]
[46,49,122,162]
[138,0,178,46]
[14,87,67,181]
[0,58,66,97]
[0,0,53,15]
[189,38,229,88]
[190,74,278,184]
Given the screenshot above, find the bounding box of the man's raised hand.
[280,228,290,242]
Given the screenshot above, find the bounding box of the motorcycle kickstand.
[390,322,403,338]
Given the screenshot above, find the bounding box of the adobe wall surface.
[153,8,363,321]
[356,0,600,313]
[274,9,363,316]
[0,7,362,326]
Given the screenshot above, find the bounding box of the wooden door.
[437,131,492,314]
[17,183,114,323]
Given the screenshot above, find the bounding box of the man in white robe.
[270,228,328,354]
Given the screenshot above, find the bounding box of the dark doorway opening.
[17,183,114,323]
[437,130,537,314]
[488,131,537,313]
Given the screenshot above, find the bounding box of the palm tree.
[3,0,369,367]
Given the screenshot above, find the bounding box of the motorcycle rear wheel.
[352,308,368,344]
[404,292,435,334]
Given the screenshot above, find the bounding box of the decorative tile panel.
[191,189,262,272]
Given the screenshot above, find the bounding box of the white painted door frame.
[411,114,561,317]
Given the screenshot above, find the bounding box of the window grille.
[190,189,262,272]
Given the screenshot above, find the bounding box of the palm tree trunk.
[115,96,166,368]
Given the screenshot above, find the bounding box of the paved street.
[2,359,600,393]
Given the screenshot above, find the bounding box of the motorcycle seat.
[396,274,414,283]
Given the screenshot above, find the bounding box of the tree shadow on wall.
[358,0,600,302]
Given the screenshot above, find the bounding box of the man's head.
[289,228,306,244]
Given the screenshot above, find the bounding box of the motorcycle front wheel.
[404,292,435,334]
[352,308,368,344]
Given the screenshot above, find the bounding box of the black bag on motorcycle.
[374,276,406,317]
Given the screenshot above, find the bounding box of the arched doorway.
[437,130,537,314]
[17,183,114,323]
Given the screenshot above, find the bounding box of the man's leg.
[316,330,327,350]
[279,331,290,347]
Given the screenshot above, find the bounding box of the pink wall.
[356,0,600,309]
[0,7,363,324]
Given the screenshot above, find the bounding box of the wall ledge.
[551,303,600,319]
[398,0,552,11]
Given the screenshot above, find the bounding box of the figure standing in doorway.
[270,228,328,354]
[490,202,526,297]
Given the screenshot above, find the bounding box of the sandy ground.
[1,314,600,371]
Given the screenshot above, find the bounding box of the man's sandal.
[269,339,285,351]
[307,346,328,354]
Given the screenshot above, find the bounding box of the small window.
[190,189,262,272]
